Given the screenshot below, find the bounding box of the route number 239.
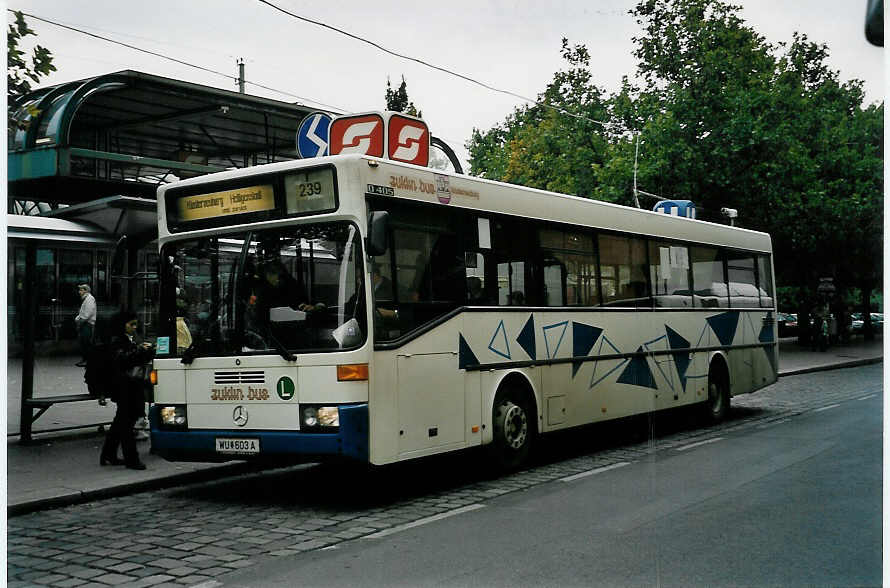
[297,182,323,198]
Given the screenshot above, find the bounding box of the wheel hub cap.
[504,404,528,449]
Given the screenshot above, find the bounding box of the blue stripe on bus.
[149,403,369,463]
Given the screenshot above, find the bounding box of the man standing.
[74,284,97,367]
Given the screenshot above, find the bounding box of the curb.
[10,356,881,517]
[7,461,263,518]
[778,357,882,378]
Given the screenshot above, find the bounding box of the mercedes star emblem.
[232,405,248,427]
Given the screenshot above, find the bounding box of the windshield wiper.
[267,331,296,362]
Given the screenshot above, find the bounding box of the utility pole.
[237,58,245,93]
[632,133,641,208]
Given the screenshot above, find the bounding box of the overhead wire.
[11,7,669,201]
[255,0,620,130]
[7,9,348,112]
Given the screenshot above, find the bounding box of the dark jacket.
[111,333,155,394]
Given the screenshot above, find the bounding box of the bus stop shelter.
[8,70,322,442]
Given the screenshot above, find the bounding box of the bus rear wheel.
[489,394,533,470]
[704,365,730,423]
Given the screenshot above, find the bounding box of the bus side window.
[649,241,692,308]
[757,255,774,308]
[492,218,536,306]
[539,227,598,306]
[465,252,490,304]
[691,246,729,308]
[726,251,759,308]
[599,234,649,307]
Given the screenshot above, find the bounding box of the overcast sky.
[8,0,885,168]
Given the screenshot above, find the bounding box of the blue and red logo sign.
[387,114,429,166]
[328,112,429,167]
[329,114,385,158]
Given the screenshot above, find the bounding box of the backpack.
[84,342,117,402]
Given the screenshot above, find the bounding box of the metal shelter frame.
[9,69,321,209]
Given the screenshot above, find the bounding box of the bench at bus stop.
[20,393,108,444]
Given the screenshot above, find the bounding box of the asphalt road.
[8,364,882,587]
[218,369,882,588]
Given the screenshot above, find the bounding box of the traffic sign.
[296,112,332,158]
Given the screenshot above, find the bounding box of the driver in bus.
[255,261,326,316]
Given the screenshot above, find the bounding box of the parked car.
[851,312,864,333]
[777,312,798,337]
[870,313,883,330]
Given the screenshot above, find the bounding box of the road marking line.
[813,403,841,412]
[675,437,725,452]
[363,504,486,539]
[758,419,790,429]
[857,394,878,401]
[559,461,631,483]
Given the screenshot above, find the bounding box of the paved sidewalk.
[7,336,882,516]
[776,334,883,376]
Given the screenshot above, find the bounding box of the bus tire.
[488,391,534,470]
[704,360,730,423]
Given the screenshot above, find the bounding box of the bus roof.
[355,156,773,254]
[157,154,773,254]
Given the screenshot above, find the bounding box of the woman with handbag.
[100,310,155,470]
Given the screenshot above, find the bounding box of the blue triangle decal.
[759,312,777,374]
[543,321,569,359]
[665,325,691,391]
[488,320,511,359]
[759,312,775,344]
[590,335,625,389]
[459,334,479,370]
[516,315,536,360]
[617,346,658,389]
[706,311,740,347]
[572,322,603,378]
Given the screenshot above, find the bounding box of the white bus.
[150,154,777,468]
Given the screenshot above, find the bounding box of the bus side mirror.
[366,211,389,256]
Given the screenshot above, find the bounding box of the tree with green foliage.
[385,75,422,117]
[467,0,882,340]
[8,10,56,131]
[383,75,455,170]
[468,39,612,198]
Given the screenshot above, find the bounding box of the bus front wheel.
[489,394,533,470]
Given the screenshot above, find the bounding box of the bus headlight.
[302,407,318,427]
[301,405,339,428]
[160,405,187,427]
[317,406,340,427]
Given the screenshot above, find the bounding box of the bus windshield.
[161,221,366,359]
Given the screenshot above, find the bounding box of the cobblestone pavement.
[8,365,882,588]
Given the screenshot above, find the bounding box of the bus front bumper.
[149,403,369,463]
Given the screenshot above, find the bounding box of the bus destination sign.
[177,184,275,222]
